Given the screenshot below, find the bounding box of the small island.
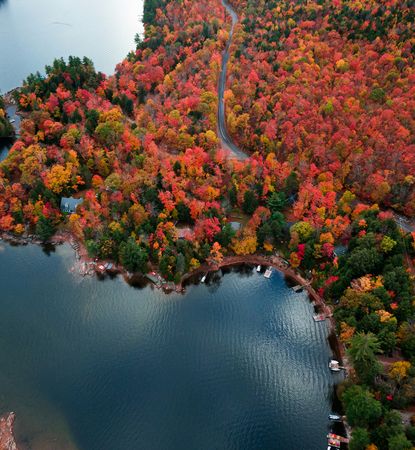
[0,0,415,448]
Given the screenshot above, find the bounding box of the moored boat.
[264,267,272,278]
[328,414,342,421]
[329,360,341,372]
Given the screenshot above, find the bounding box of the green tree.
[119,238,148,273]
[176,202,192,223]
[349,428,370,450]
[346,248,382,278]
[176,252,186,275]
[242,190,259,215]
[229,185,237,206]
[347,332,382,384]
[388,433,412,450]
[284,171,299,196]
[85,109,99,135]
[342,385,382,427]
[0,95,14,138]
[35,215,55,242]
[370,87,386,103]
[214,223,235,247]
[267,192,286,213]
[372,410,405,448]
[95,120,123,147]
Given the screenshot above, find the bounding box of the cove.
[0,241,336,450]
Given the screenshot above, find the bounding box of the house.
[60,197,83,214]
[333,245,347,258]
[229,221,242,232]
[176,226,193,240]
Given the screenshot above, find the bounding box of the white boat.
[329,360,341,372]
[328,414,342,421]
[201,274,207,283]
[256,265,261,272]
[10,119,15,124]
[264,267,272,278]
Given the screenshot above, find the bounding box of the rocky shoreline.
[0,413,18,450]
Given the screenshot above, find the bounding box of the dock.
[264,267,272,278]
[145,272,162,287]
[327,433,349,444]
[313,313,326,322]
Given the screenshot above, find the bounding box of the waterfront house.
[60,197,83,214]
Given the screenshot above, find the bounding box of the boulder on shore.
[0,412,18,450]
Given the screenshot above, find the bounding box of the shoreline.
[1,230,347,364]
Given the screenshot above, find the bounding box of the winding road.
[217,0,248,161]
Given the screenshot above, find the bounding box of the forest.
[0,0,414,447]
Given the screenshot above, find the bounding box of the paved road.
[394,213,415,233]
[217,0,248,161]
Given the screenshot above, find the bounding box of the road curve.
[217,0,249,161]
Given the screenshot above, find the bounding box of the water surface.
[0,242,335,450]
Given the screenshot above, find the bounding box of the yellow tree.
[208,242,223,266]
[44,163,73,194]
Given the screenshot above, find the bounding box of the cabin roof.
[60,197,83,214]
[229,221,242,231]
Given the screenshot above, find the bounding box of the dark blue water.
[0,242,335,450]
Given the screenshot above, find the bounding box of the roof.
[334,245,347,256]
[176,226,193,239]
[60,197,83,214]
[229,221,242,231]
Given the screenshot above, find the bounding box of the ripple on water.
[0,247,335,450]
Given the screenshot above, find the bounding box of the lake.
[0,242,337,450]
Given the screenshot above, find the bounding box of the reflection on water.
[0,243,336,450]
